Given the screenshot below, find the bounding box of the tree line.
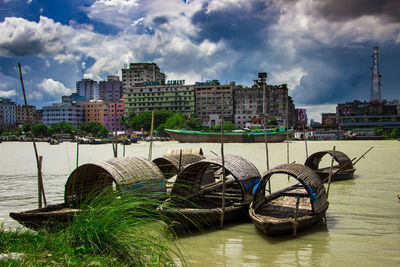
[0,111,240,138]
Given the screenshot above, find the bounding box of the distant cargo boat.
[165,128,290,143]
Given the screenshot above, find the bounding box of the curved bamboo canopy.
[152,154,205,179]
[65,156,165,204]
[305,150,354,171]
[171,154,261,200]
[163,148,204,157]
[254,163,327,213]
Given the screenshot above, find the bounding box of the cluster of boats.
[10,147,364,237]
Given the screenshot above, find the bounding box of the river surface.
[0,140,399,266]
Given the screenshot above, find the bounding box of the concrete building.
[76,79,99,101]
[99,76,123,103]
[336,100,400,133]
[233,86,263,128]
[16,105,43,126]
[233,82,296,129]
[122,62,166,89]
[105,99,125,132]
[62,93,87,104]
[42,103,84,127]
[0,98,16,126]
[195,81,234,127]
[82,100,108,126]
[124,83,195,116]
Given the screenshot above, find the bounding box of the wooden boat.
[158,154,261,231]
[10,156,166,230]
[165,127,290,143]
[304,150,355,182]
[153,148,205,194]
[249,163,329,236]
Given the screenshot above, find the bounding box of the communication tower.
[370,46,382,102]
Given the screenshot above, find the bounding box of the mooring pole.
[148,110,154,161]
[326,146,336,198]
[220,92,226,228]
[18,63,46,208]
[286,88,290,181]
[303,121,308,159]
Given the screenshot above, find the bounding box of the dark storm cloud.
[313,0,400,22]
[153,16,169,25]
[191,0,280,49]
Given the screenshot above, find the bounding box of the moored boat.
[165,127,290,143]
[249,163,329,236]
[10,156,166,230]
[304,150,356,182]
[158,154,261,231]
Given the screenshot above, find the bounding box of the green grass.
[0,189,183,266]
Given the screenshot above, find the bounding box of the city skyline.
[1,0,399,122]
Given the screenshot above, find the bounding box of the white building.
[0,98,16,125]
[42,103,84,127]
[76,79,99,101]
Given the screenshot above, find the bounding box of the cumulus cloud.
[0,90,17,98]
[38,78,72,96]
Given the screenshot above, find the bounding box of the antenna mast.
[370,46,381,102]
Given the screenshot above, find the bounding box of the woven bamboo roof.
[64,156,165,203]
[171,154,261,198]
[163,148,204,157]
[305,150,353,171]
[152,154,205,179]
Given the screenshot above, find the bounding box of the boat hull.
[316,168,356,182]
[158,203,249,231]
[9,203,79,230]
[165,130,287,143]
[249,202,328,236]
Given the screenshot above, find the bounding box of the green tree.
[164,113,187,129]
[123,110,172,131]
[389,128,400,138]
[210,121,236,131]
[267,119,278,126]
[49,121,76,136]
[79,122,109,137]
[374,127,384,136]
[33,124,49,137]
[187,113,204,130]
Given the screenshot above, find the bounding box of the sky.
[0,0,399,122]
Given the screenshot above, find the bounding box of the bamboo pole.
[178,149,183,172]
[292,196,300,237]
[113,103,118,158]
[261,75,271,193]
[220,92,226,228]
[302,121,308,159]
[148,110,154,161]
[18,63,46,208]
[76,138,79,168]
[286,88,290,181]
[326,146,336,198]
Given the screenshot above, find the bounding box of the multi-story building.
[0,98,16,126]
[122,63,166,90]
[99,76,123,103]
[105,99,125,132]
[233,86,263,128]
[42,103,84,127]
[336,100,400,133]
[76,79,99,101]
[82,100,108,126]
[124,82,195,117]
[195,81,234,127]
[16,105,43,126]
[62,93,87,104]
[233,82,296,129]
